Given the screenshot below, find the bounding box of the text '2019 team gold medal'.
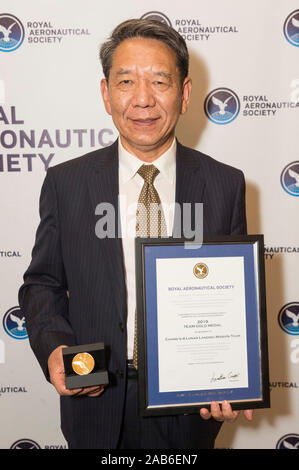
[72,352,95,375]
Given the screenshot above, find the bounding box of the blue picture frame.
[135,235,270,416]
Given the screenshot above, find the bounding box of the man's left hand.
[200,401,253,423]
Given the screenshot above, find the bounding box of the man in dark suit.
[19,19,252,449]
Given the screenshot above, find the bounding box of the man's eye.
[153,81,168,87]
[120,80,132,85]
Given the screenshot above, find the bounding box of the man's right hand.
[48,345,106,397]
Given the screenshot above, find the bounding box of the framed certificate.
[135,235,270,416]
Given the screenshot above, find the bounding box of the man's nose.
[132,81,155,107]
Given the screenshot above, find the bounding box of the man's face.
[101,37,191,160]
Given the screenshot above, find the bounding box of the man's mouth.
[130,117,160,125]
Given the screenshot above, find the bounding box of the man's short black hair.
[100,18,189,83]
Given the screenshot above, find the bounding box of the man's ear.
[180,77,192,115]
[100,78,112,115]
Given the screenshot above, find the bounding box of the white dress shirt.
[118,137,176,359]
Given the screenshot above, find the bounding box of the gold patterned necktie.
[135,164,167,238]
[133,164,167,369]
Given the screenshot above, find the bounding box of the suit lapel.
[87,140,127,323]
[174,141,206,237]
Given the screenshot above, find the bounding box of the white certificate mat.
[156,256,248,392]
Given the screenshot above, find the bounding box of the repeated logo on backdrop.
[276,434,299,449]
[2,9,298,49]
[140,9,299,47]
[0,12,90,48]
[278,303,299,336]
[3,306,27,340]
[10,439,41,449]
[140,11,238,42]
[281,161,299,197]
[204,88,240,125]
[140,11,172,27]
[283,10,299,47]
[203,89,299,124]
[0,14,24,52]
[10,438,67,449]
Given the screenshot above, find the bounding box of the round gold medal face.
[72,352,95,375]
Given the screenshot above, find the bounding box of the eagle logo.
[3,307,28,339]
[278,303,299,335]
[193,262,209,279]
[281,162,299,197]
[0,14,24,52]
[284,10,299,47]
[204,88,240,125]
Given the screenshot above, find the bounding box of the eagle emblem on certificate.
[193,262,209,279]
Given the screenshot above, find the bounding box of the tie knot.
[137,164,159,185]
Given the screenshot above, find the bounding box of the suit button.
[116,370,124,378]
[119,322,124,332]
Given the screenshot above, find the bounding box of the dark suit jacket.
[19,139,247,448]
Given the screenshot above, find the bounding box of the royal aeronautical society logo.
[3,306,28,340]
[278,303,299,336]
[0,14,25,52]
[204,88,240,125]
[284,10,299,47]
[276,434,299,449]
[280,161,299,197]
[10,439,41,449]
[140,11,172,27]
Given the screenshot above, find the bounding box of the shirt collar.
[118,137,176,184]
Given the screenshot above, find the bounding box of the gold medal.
[72,352,95,375]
